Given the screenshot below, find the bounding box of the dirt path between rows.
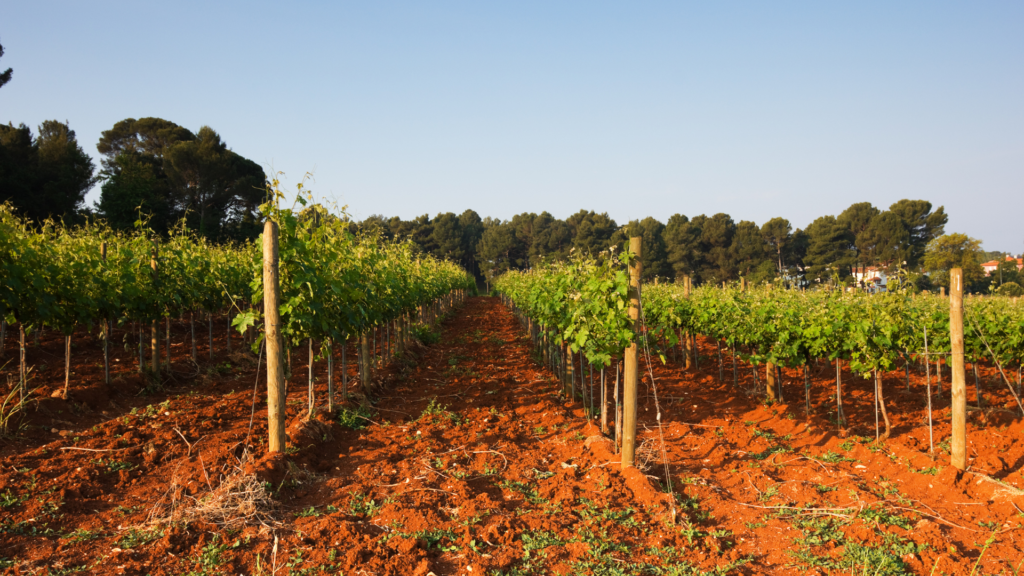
[1,296,1023,575]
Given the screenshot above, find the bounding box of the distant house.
[852,266,888,293]
[981,255,1024,276]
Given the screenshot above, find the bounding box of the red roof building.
[981,255,1024,276]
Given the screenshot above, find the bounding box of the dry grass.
[149,466,278,529]
[636,438,659,473]
[0,376,37,437]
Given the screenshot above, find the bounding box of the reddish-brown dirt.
[0,296,1022,575]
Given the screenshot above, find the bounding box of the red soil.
[0,297,1022,575]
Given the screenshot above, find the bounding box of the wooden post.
[683,276,692,369]
[101,242,110,386]
[836,359,845,428]
[62,334,71,399]
[19,324,26,403]
[360,331,371,406]
[600,367,609,435]
[949,268,967,471]
[150,243,159,375]
[622,236,642,469]
[307,338,314,417]
[327,339,334,412]
[766,362,777,402]
[803,365,811,414]
[615,361,622,452]
[568,346,576,400]
[395,316,402,357]
[165,317,170,369]
[342,337,348,400]
[263,221,287,454]
[137,322,143,373]
[563,341,571,397]
[208,313,213,361]
[717,340,723,382]
[732,342,738,389]
[924,325,934,455]
[190,312,197,362]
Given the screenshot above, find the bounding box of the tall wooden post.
[150,243,159,375]
[949,268,967,471]
[622,236,642,469]
[101,242,110,386]
[327,339,334,412]
[307,338,314,417]
[342,338,348,399]
[190,312,197,362]
[614,361,622,452]
[165,317,170,369]
[360,331,372,406]
[683,276,692,369]
[19,324,26,403]
[263,221,287,454]
[600,367,609,435]
[563,341,572,397]
[63,334,71,399]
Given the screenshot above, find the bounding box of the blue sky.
[2,1,1022,252]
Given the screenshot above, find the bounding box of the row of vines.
[0,182,475,411]
[495,250,1024,448]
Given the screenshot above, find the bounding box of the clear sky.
[2,1,1022,252]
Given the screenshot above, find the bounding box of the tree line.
[0,115,266,242]
[352,201,1017,293]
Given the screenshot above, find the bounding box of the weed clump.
[336,405,375,430]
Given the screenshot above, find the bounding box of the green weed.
[185,535,239,576]
[499,479,545,504]
[411,324,440,345]
[92,458,137,474]
[817,451,855,464]
[336,405,375,430]
[0,489,26,509]
[348,493,387,517]
[116,527,163,549]
[521,531,565,559]
[65,528,103,543]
